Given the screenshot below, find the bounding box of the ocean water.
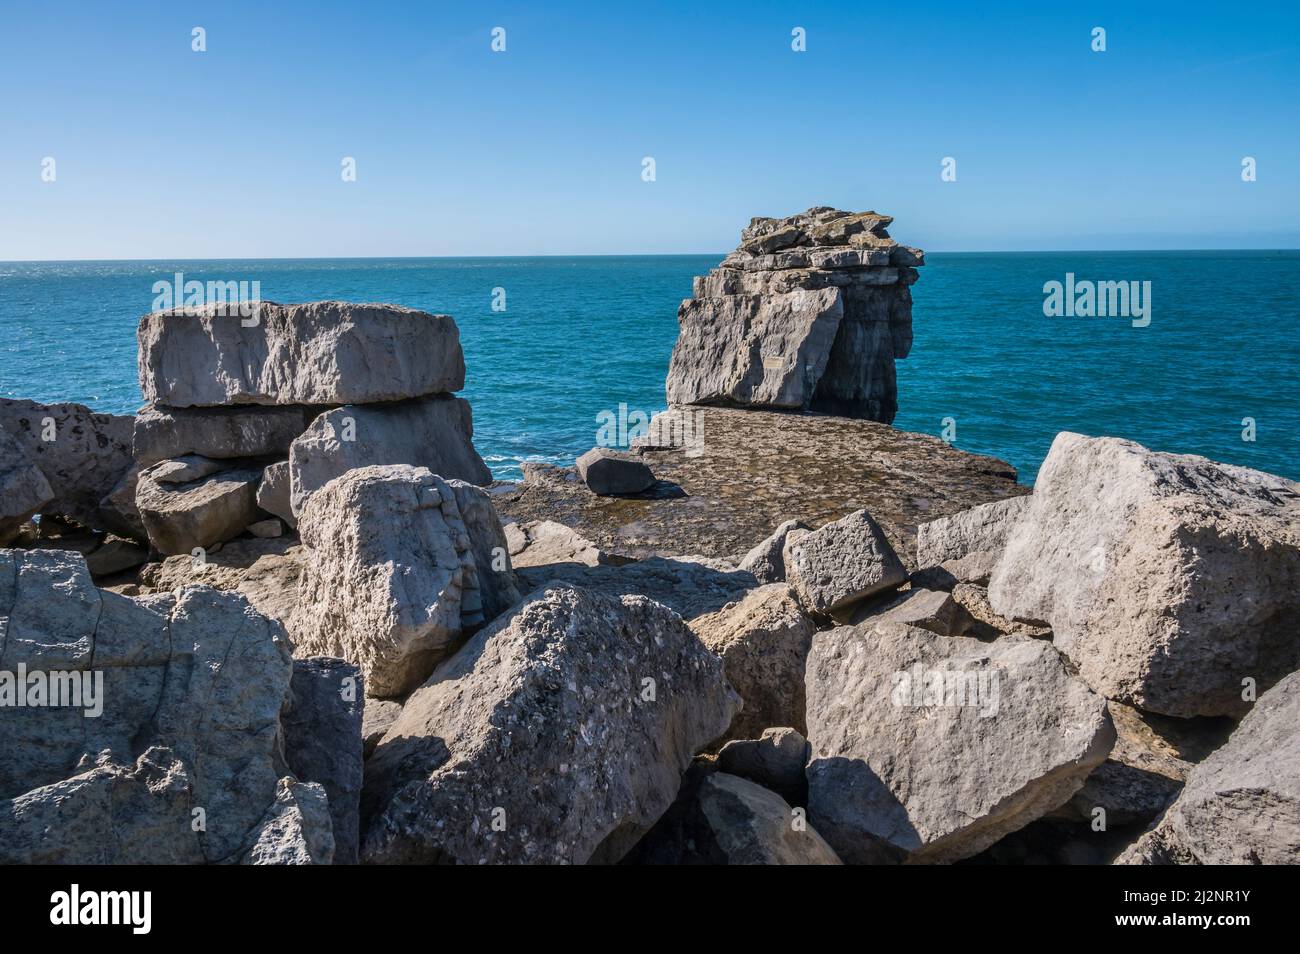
[1,252,1296,484]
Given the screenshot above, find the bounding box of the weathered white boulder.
[691,584,816,741]
[362,584,740,864]
[0,549,331,864]
[916,494,1030,584]
[135,458,262,555]
[738,518,810,583]
[138,300,465,407]
[506,519,613,568]
[988,432,1300,717]
[288,396,491,517]
[445,479,521,628]
[289,465,480,698]
[1116,671,1300,865]
[783,509,906,615]
[0,399,136,536]
[134,403,317,466]
[805,621,1114,863]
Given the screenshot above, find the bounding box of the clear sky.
[2,0,1297,259]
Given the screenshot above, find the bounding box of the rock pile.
[666,207,923,423]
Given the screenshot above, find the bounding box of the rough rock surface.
[445,479,521,629]
[0,398,136,536]
[717,727,810,806]
[283,657,364,864]
[362,585,740,864]
[0,424,53,544]
[136,536,303,627]
[0,549,330,864]
[988,432,1300,717]
[783,509,907,615]
[288,396,491,516]
[738,518,809,583]
[290,465,480,699]
[1117,671,1300,865]
[576,447,655,495]
[256,460,296,528]
[134,403,319,466]
[850,586,973,637]
[238,778,334,865]
[805,621,1114,864]
[362,699,403,758]
[505,519,616,568]
[690,584,816,741]
[498,407,1024,566]
[135,459,263,555]
[138,300,465,407]
[666,208,922,422]
[916,495,1030,584]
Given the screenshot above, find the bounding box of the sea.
[1,251,1296,484]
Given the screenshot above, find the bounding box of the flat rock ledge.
[497,406,1024,566]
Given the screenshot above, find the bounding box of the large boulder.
[665,208,922,423]
[282,657,364,865]
[0,398,136,535]
[783,509,906,616]
[288,396,491,517]
[0,424,53,545]
[916,495,1030,584]
[690,584,816,741]
[445,479,521,628]
[134,403,318,466]
[137,300,465,407]
[988,432,1300,717]
[0,548,332,864]
[361,585,740,864]
[289,465,481,698]
[695,773,842,864]
[805,621,1114,863]
[135,457,262,555]
[136,536,303,629]
[1117,671,1300,865]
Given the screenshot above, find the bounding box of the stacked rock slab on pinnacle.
[666,207,923,424]
[130,301,491,554]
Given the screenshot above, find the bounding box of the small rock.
[255,461,296,529]
[576,448,655,495]
[738,518,810,583]
[247,518,283,538]
[851,586,973,637]
[783,509,907,615]
[717,727,810,806]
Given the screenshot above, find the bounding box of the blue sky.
[1,0,1297,258]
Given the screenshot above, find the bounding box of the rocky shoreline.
[2,208,1297,865]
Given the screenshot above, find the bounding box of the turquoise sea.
[1,251,1296,484]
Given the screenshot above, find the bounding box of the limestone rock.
[916,495,1030,584]
[0,549,329,864]
[1116,671,1300,864]
[256,460,296,528]
[289,465,479,699]
[738,518,810,583]
[84,535,148,577]
[666,208,922,423]
[576,448,655,495]
[288,396,491,517]
[138,300,465,407]
[0,424,53,544]
[805,621,1114,863]
[445,479,521,628]
[696,773,842,864]
[134,403,318,466]
[361,585,740,864]
[239,778,335,865]
[283,657,364,864]
[362,699,403,758]
[506,519,612,568]
[136,536,303,628]
[717,727,810,806]
[248,518,283,538]
[988,432,1300,717]
[135,458,262,555]
[691,584,815,741]
[0,399,135,535]
[850,586,973,637]
[783,509,906,615]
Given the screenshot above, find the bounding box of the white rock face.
[783,509,907,615]
[916,495,1030,582]
[288,397,491,517]
[1117,671,1300,865]
[290,465,481,699]
[0,549,331,864]
[805,621,1114,864]
[988,432,1300,717]
[362,585,740,864]
[137,301,465,407]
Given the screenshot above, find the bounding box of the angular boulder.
[850,586,973,637]
[783,509,906,615]
[135,458,262,555]
[916,494,1030,584]
[576,448,655,495]
[805,621,1114,864]
[288,396,491,517]
[695,773,842,865]
[138,300,465,407]
[988,432,1300,717]
[362,585,740,864]
[445,479,521,628]
[289,465,480,698]
[0,424,53,544]
[256,460,296,528]
[134,402,318,466]
[691,584,816,740]
[1116,671,1300,865]
[0,549,331,864]
[738,518,810,584]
